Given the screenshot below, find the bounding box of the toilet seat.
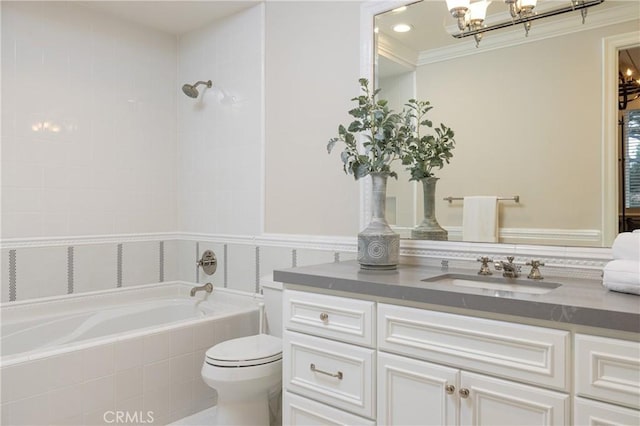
[205,334,282,368]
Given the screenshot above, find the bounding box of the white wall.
[177,4,264,236]
[1,1,178,239]
[264,1,362,237]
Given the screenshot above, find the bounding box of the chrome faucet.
[190,282,213,297]
[494,256,520,278]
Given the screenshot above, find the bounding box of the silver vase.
[358,172,400,270]
[412,177,448,240]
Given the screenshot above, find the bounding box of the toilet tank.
[261,276,283,338]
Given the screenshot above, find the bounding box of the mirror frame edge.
[602,31,640,247]
[359,0,616,266]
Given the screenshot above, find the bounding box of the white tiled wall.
[13,246,68,300]
[227,244,257,294]
[0,1,350,305]
[122,241,160,287]
[177,4,264,236]
[1,1,178,239]
[1,237,351,303]
[74,244,118,294]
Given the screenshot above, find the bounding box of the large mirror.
[374,0,640,247]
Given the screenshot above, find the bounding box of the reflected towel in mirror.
[462,196,498,243]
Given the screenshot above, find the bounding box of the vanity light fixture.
[619,66,640,110]
[446,0,604,47]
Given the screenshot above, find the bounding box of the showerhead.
[182,80,213,98]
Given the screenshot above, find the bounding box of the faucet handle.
[476,256,493,275]
[506,256,515,263]
[526,260,545,280]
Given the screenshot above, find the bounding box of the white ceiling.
[78,1,261,35]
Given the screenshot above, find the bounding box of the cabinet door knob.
[319,312,329,322]
[445,384,456,394]
[459,388,470,398]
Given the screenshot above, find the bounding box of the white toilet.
[201,278,283,426]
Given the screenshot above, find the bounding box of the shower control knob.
[196,250,217,276]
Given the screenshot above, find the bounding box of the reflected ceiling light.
[392,23,413,33]
[392,6,407,13]
[446,0,604,47]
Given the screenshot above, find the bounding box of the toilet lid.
[205,334,282,367]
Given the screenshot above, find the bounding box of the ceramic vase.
[412,177,448,240]
[357,172,400,270]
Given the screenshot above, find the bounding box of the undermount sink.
[422,273,561,295]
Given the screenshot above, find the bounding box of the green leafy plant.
[400,99,455,181]
[327,78,407,180]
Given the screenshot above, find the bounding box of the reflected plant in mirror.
[400,99,455,240]
[401,99,455,182]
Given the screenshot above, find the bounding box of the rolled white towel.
[602,259,640,295]
[611,232,640,260]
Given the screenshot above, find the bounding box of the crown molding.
[419,2,638,66]
[377,33,418,70]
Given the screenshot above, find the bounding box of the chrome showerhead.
[182,80,212,98]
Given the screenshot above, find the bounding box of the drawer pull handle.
[310,363,343,380]
[319,312,329,322]
[445,384,455,395]
[459,388,470,398]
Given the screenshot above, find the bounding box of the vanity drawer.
[575,334,640,409]
[284,391,376,426]
[574,396,640,426]
[283,330,375,419]
[284,289,375,347]
[378,303,569,390]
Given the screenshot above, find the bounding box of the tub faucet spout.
[190,282,213,297]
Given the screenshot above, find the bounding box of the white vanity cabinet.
[377,303,570,426]
[573,334,640,425]
[283,289,377,425]
[282,288,639,426]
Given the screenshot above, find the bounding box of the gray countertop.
[274,261,640,333]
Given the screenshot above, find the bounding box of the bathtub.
[0,282,261,425]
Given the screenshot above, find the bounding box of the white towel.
[611,232,640,261]
[603,259,640,295]
[462,196,499,243]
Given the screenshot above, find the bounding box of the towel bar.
[443,195,520,203]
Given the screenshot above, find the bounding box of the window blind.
[624,109,640,209]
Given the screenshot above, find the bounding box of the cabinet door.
[459,371,568,426]
[378,351,459,426]
[574,396,640,426]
